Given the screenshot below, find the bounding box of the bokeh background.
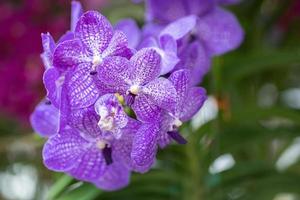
[0,0,300,199]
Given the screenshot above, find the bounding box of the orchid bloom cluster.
[30,0,243,191]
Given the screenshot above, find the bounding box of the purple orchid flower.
[158,69,207,148]
[52,10,132,108]
[98,48,177,122]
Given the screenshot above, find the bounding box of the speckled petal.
[71,1,83,32]
[97,56,131,92]
[160,15,197,40]
[169,69,190,112]
[69,106,101,138]
[94,161,130,191]
[131,123,159,173]
[197,7,244,56]
[102,30,133,59]
[130,48,161,85]
[69,147,107,182]
[142,77,176,111]
[53,39,89,70]
[43,128,86,171]
[30,99,59,137]
[115,18,141,48]
[132,94,162,122]
[66,63,99,108]
[41,33,56,69]
[75,11,113,54]
[180,87,207,121]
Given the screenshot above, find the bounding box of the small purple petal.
[41,33,56,69]
[130,48,161,85]
[71,1,83,32]
[43,128,86,171]
[30,99,59,137]
[158,35,179,75]
[131,123,159,173]
[180,87,207,121]
[176,41,211,85]
[57,31,75,44]
[142,77,176,111]
[53,39,88,70]
[75,11,113,54]
[160,15,197,40]
[115,18,141,49]
[197,7,244,56]
[43,67,62,108]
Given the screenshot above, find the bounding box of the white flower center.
[174,118,183,127]
[92,55,103,66]
[98,116,114,131]
[96,140,106,150]
[129,85,140,95]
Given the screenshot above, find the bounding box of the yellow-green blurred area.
[0,0,300,199]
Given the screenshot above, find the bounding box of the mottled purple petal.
[41,33,56,69]
[97,56,131,92]
[132,94,162,122]
[75,11,113,54]
[66,63,99,108]
[160,15,197,40]
[197,7,244,55]
[94,161,130,191]
[53,39,89,70]
[69,147,106,181]
[102,30,132,59]
[131,123,159,173]
[180,87,207,121]
[142,77,176,111]
[169,69,190,115]
[130,48,161,85]
[115,18,141,49]
[71,1,83,32]
[43,128,86,171]
[30,99,59,137]
[69,106,101,138]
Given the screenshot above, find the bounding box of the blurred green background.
[0,0,300,199]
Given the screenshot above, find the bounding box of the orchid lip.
[167,131,187,145]
[102,145,113,165]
